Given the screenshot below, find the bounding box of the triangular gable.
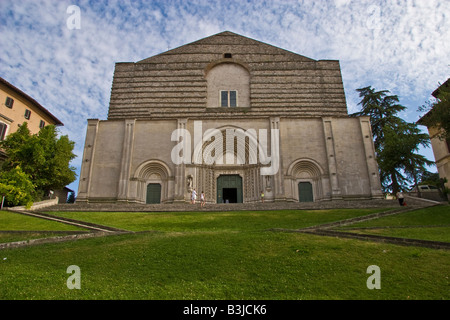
[137,31,315,63]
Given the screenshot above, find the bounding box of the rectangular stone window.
[5,97,14,108]
[24,109,31,120]
[221,91,228,107]
[230,91,237,107]
[220,90,237,107]
[0,123,7,140]
[39,120,45,128]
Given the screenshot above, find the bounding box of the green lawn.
[0,211,88,243]
[0,207,449,300]
[336,205,450,242]
[46,208,389,232]
[0,211,86,231]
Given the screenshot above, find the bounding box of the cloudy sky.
[1,0,448,193]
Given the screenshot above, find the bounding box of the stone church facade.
[77,31,383,204]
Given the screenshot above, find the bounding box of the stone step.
[44,198,433,213]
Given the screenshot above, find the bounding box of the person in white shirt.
[396,191,405,206]
[191,189,197,204]
[200,191,205,208]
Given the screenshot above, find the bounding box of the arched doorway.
[132,160,172,204]
[217,175,243,203]
[146,183,161,204]
[287,158,325,202]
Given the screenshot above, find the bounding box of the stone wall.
[77,115,382,203]
[77,31,383,204]
[107,31,348,120]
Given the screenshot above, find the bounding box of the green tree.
[0,123,77,202]
[67,191,76,203]
[351,86,406,151]
[378,123,433,193]
[351,86,432,194]
[0,166,35,207]
[418,81,450,141]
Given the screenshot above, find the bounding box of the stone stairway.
[44,196,435,213]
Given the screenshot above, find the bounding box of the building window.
[206,63,250,108]
[0,123,7,140]
[39,120,45,128]
[24,109,31,120]
[221,90,237,107]
[5,97,14,108]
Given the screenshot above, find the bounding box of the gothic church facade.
[77,32,383,204]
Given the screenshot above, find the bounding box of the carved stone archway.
[131,160,173,204]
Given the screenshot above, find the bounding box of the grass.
[0,211,86,231]
[339,205,450,228]
[0,210,88,243]
[0,206,449,300]
[46,208,388,232]
[336,205,450,242]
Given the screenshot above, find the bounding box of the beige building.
[418,79,450,189]
[0,76,63,159]
[77,31,383,204]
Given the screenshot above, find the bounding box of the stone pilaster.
[173,119,187,202]
[322,118,342,199]
[76,119,99,203]
[270,117,285,201]
[359,117,384,199]
[117,119,136,202]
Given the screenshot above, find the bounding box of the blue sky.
[0,0,448,194]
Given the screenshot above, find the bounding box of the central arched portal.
[217,175,243,203]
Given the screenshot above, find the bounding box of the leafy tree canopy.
[351,86,406,151]
[0,165,35,208]
[351,86,433,194]
[418,80,450,141]
[0,123,77,204]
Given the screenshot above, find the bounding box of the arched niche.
[286,158,326,202]
[205,61,250,108]
[132,159,172,203]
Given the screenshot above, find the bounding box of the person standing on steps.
[191,188,197,204]
[200,191,205,208]
[396,191,405,206]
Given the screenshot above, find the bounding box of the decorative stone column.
[322,118,342,199]
[173,119,187,202]
[359,117,384,199]
[117,119,136,202]
[270,117,285,201]
[77,119,99,203]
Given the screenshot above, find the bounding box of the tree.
[0,166,35,208]
[418,80,450,141]
[351,86,406,151]
[378,123,433,193]
[67,191,76,203]
[0,123,77,202]
[351,86,433,194]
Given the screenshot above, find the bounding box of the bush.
[0,166,35,208]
